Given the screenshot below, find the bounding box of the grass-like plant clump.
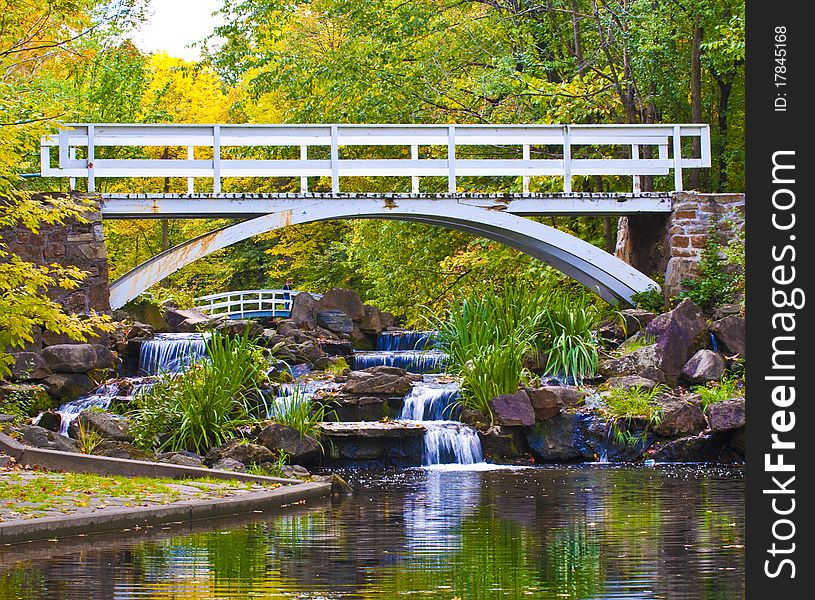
[268,385,335,439]
[693,375,744,410]
[429,281,602,419]
[602,384,668,447]
[131,332,269,454]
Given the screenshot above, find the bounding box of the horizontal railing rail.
[41,123,711,194]
[195,289,321,319]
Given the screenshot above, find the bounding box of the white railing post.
[187,146,195,194]
[213,125,222,194]
[672,125,683,191]
[86,125,95,192]
[447,125,456,193]
[411,144,419,194]
[300,145,308,194]
[331,124,339,193]
[69,147,76,191]
[522,144,530,193]
[631,143,641,193]
[562,125,572,193]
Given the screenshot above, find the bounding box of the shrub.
[130,332,269,454]
[630,285,665,314]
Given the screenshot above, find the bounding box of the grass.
[269,385,335,439]
[76,419,106,455]
[617,333,657,354]
[428,281,602,419]
[130,331,269,454]
[693,375,744,410]
[246,450,289,478]
[602,384,669,447]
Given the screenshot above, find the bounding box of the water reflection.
[0,465,744,599]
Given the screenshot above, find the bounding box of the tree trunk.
[716,78,733,192]
[688,18,703,190]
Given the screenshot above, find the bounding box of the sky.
[132,0,225,61]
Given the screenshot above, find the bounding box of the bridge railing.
[41,123,710,194]
[195,289,320,319]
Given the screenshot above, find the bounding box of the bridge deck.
[101,192,673,218]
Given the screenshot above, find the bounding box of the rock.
[35,410,62,432]
[292,340,326,365]
[156,451,205,468]
[10,352,51,381]
[525,413,592,462]
[204,438,276,466]
[680,350,725,384]
[578,413,650,462]
[649,433,727,462]
[488,390,535,427]
[710,316,745,356]
[478,426,528,460]
[68,411,134,442]
[728,428,746,457]
[333,395,387,421]
[315,289,365,321]
[126,301,167,333]
[216,319,265,338]
[312,473,354,495]
[526,386,583,421]
[653,394,707,437]
[317,310,354,336]
[93,440,150,460]
[0,382,51,410]
[605,375,660,391]
[211,457,246,472]
[42,373,95,400]
[318,421,425,463]
[359,305,383,334]
[319,340,355,357]
[644,299,709,378]
[257,423,321,466]
[705,398,746,432]
[380,312,397,330]
[92,344,117,370]
[0,455,11,468]
[280,464,311,479]
[126,321,154,340]
[619,309,657,336]
[290,292,318,329]
[0,414,16,424]
[713,304,742,320]
[41,344,98,373]
[460,408,489,427]
[341,370,412,396]
[17,425,80,453]
[598,344,666,383]
[165,307,210,332]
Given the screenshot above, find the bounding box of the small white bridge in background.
[40,123,712,308]
[195,289,320,320]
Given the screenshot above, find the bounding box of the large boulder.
[598,344,667,383]
[211,457,246,472]
[165,307,207,331]
[156,451,206,468]
[68,411,134,442]
[525,413,593,462]
[205,438,276,466]
[619,309,658,336]
[644,299,709,378]
[290,292,318,329]
[359,305,384,335]
[710,316,745,356]
[341,369,412,396]
[35,410,62,432]
[705,398,746,432]
[332,395,387,421]
[216,319,264,338]
[125,300,167,332]
[10,352,51,381]
[41,344,98,373]
[42,373,95,400]
[92,344,117,370]
[292,340,326,365]
[315,289,365,321]
[93,440,150,460]
[126,321,155,340]
[525,386,583,421]
[478,426,529,461]
[488,390,535,427]
[257,423,321,466]
[319,340,355,357]
[653,393,707,437]
[17,425,80,453]
[605,375,660,391]
[680,350,725,384]
[317,310,354,336]
[649,433,727,462]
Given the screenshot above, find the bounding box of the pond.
[0,464,744,599]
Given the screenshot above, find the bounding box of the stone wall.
[616,192,745,299]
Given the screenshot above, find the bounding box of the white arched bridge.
[40,123,711,308]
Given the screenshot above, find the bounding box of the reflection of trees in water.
[0,468,745,599]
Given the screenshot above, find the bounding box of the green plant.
[618,334,658,355]
[679,221,745,312]
[693,375,744,410]
[270,385,335,441]
[247,450,289,478]
[630,285,665,314]
[603,384,668,447]
[324,356,350,377]
[76,419,106,455]
[539,296,600,383]
[130,331,269,454]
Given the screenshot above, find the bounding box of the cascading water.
[138,333,208,375]
[377,331,437,351]
[353,350,447,374]
[54,378,152,436]
[399,377,484,466]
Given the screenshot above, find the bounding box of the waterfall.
[353,350,448,374]
[138,333,208,375]
[399,377,484,467]
[55,378,152,436]
[377,331,437,351]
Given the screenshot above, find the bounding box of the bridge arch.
[109,200,658,310]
